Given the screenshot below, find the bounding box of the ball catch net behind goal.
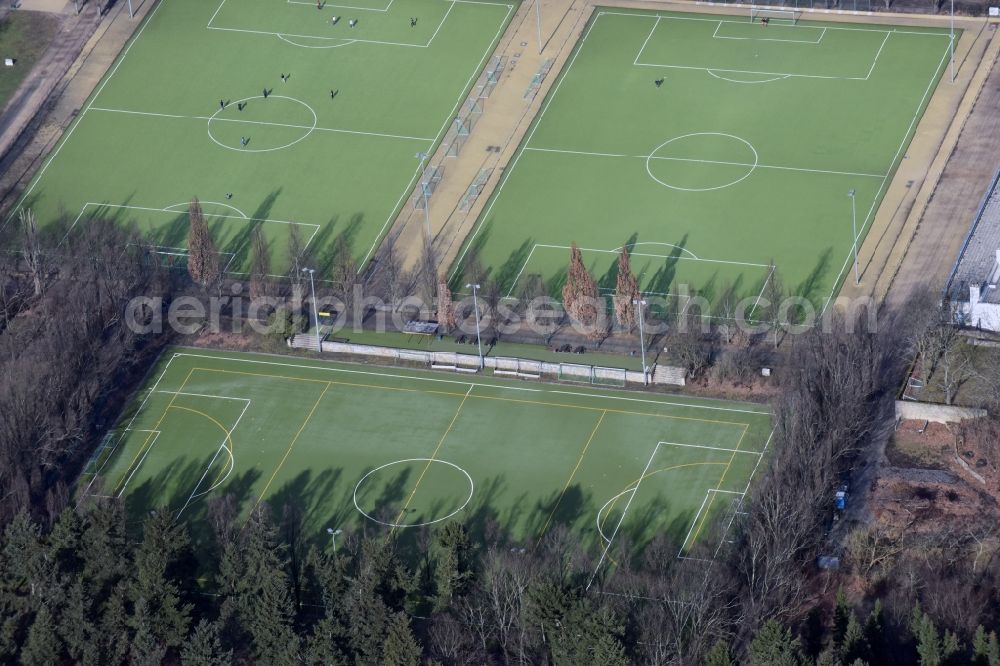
[749,6,801,24]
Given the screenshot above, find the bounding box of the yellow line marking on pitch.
[596,461,728,565]
[246,381,331,518]
[535,410,607,547]
[169,405,235,489]
[390,385,474,534]
[685,423,750,550]
[191,366,752,429]
[114,368,194,494]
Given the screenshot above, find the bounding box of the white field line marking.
[207,0,453,49]
[821,40,951,314]
[173,351,770,416]
[1,0,168,231]
[504,242,770,299]
[635,60,863,81]
[357,1,515,269]
[288,0,392,10]
[600,9,952,37]
[154,390,250,401]
[502,244,536,298]
[116,431,162,497]
[524,146,885,179]
[449,8,601,280]
[634,15,661,66]
[711,428,775,560]
[550,388,769,416]
[122,354,177,432]
[88,106,435,142]
[176,398,251,518]
[629,13,937,80]
[587,442,660,589]
[77,430,132,500]
[712,20,825,44]
[746,262,776,321]
[163,200,247,218]
[864,32,892,80]
[277,35,356,48]
[616,241,699,258]
[452,9,918,278]
[677,489,712,556]
[62,202,320,248]
[207,0,227,27]
[707,70,790,84]
[658,440,764,456]
[596,487,632,543]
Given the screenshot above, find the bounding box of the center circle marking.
[645,132,759,192]
[353,458,475,528]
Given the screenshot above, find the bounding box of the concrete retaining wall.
[292,338,685,386]
[895,400,987,424]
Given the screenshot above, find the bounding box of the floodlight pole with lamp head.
[302,267,320,350]
[326,527,342,553]
[950,0,955,83]
[466,283,484,369]
[535,0,543,54]
[633,298,648,385]
[848,189,859,286]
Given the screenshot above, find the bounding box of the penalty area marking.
[287,0,393,11]
[163,201,247,218]
[503,242,771,299]
[62,203,322,271]
[173,395,251,519]
[354,458,474,528]
[277,34,357,48]
[706,70,790,84]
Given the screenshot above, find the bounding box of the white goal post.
[749,6,801,24]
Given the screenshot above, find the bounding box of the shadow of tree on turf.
[214,188,283,271]
[597,232,640,296]
[493,238,534,296]
[448,219,494,293]
[645,234,690,300]
[794,247,833,308]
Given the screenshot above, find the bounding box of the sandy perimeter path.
[384,0,997,305]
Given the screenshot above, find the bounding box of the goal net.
[749,7,800,24]
[592,367,627,388]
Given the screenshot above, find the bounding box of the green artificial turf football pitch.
[79,349,772,563]
[451,8,955,314]
[2,0,513,275]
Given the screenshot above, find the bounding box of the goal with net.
[749,6,801,24]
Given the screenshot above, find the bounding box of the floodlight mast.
[950,0,955,83]
[416,152,431,246]
[302,267,320,351]
[633,298,648,385]
[534,0,542,54]
[848,189,859,286]
[326,527,342,553]
[467,284,484,369]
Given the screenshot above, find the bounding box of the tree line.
[2,207,999,663]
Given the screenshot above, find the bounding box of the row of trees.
[0,212,175,526]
